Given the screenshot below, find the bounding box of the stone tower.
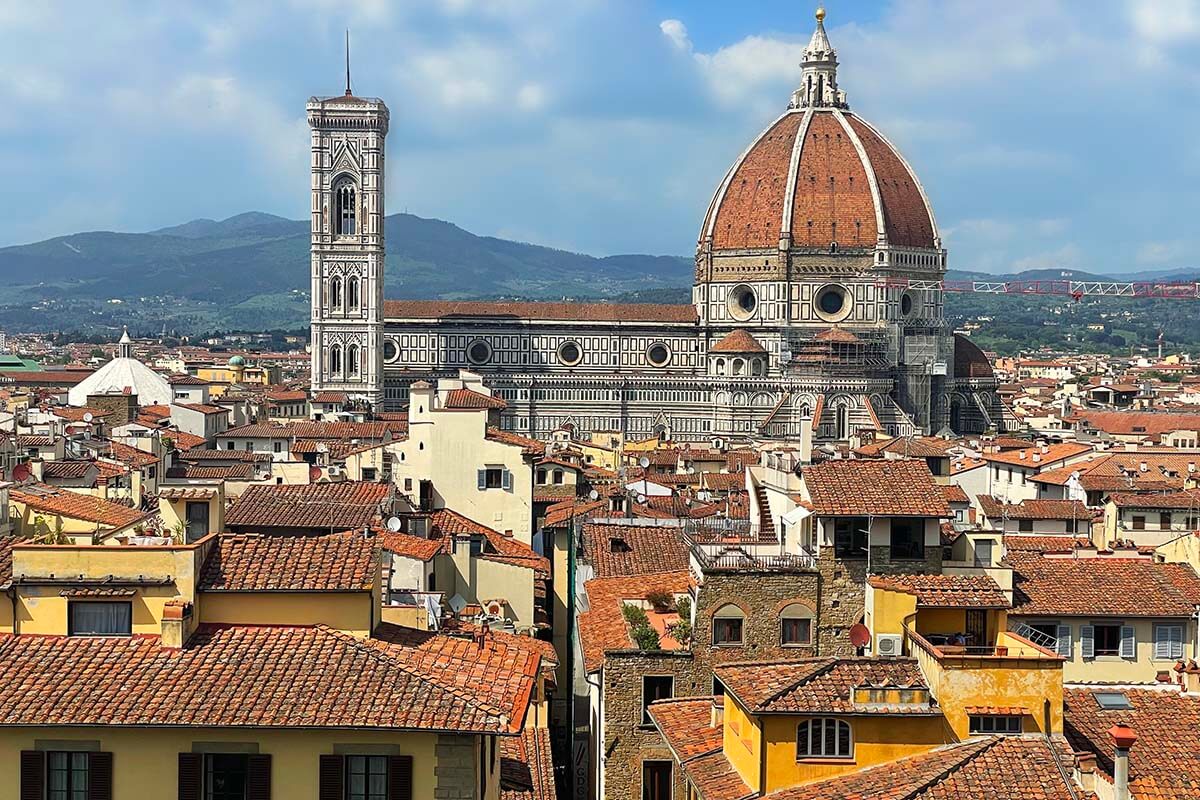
[307,68,389,409]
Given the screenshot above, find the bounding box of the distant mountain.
[0,213,692,305]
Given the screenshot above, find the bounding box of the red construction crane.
[874,278,1200,301]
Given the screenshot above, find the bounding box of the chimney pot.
[1108,722,1138,749]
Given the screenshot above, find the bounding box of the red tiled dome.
[701,109,936,252]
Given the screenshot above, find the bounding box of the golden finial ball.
[815,6,826,21]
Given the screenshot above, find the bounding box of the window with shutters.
[1087,622,1133,658]
[832,517,869,559]
[1154,624,1184,660]
[205,754,248,800]
[345,756,387,800]
[796,718,853,759]
[47,751,88,800]
[478,466,510,490]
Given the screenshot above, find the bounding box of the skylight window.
[1094,691,1133,710]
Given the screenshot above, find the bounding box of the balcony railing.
[689,545,816,573]
[683,518,775,543]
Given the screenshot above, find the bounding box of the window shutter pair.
[502,468,513,491]
[21,751,112,800]
[1080,625,1095,659]
[1055,625,1072,659]
[1119,626,1136,659]
[179,754,271,800]
[319,755,412,800]
[1155,625,1183,660]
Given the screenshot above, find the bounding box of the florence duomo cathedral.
[309,8,1008,444]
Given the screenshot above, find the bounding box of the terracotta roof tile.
[1072,410,1200,437]
[770,736,1085,800]
[1004,534,1091,553]
[710,329,767,354]
[444,388,507,410]
[0,623,536,734]
[500,727,556,800]
[486,428,545,456]
[41,461,96,479]
[578,571,692,672]
[379,530,443,562]
[225,482,390,531]
[1011,555,1200,617]
[716,658,935,715]
[9,485,146,529]
[648,698,753,800]
[105,441,160,468]
[940,484,969,504]
[1109,489,1200,510]
[543,499,606,528]
[582,523,689,578]
[199,532,377,591]
[868,573,1010,608]
[803,459,950,517]
[978,496,1093,521]
[983,442,1093,468]
[429,509,549,577]
[1065,687,1200,800]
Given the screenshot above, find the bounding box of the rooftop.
[582,522,689,579]
[383,299,698,324]
[224,481,390,531]
[0,622,536,734]
[1011,555,1200,618]
[802,459,950,517]
[9,484,147,530]
[198,531,378,592]
[716,657,936,715]
[869,573,1010,609]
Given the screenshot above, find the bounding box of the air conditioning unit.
[875,633,903,658]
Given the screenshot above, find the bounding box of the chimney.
[710,695,724,728]
[799,415,814,465]
[1139,460,1148,473]
[1018,450,1026,460]
[1073,752,1097,794]
[161,600,195,650]
[1108,724,1137,800]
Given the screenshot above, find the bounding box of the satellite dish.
[385,516,403,533]
[849,623,871,649]
[636,493,647,504]
[639,456,650,469]
[588,489,600,501]
[82,412,94,423]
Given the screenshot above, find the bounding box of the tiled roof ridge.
[315,624,523,727]
[893,736,1004,799]
[755,658,840,710]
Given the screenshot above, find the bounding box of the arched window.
[836,404,850,440]
[347,344,359,377]
[712,604,744,646]
[346,276,360,309]
[715,358,726,376]
[334,178,356,235]
[797,719,852,759]
[328,344,342,376]
[751,359,764,377]
[732,358,745,377]
[329,276,342,311]
[780,603,815,646]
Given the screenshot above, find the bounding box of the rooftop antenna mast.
[345,29,352,96]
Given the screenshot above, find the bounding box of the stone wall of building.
[434,734,477,800]
[601,650,698,800]
[691,568,822,679]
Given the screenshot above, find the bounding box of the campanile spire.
[790,6,848,110]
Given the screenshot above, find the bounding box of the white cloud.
[659,19,690,52]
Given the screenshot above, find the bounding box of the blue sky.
[2,0,1199,275]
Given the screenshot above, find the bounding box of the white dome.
[68,357,172,407]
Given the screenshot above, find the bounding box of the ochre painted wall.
[0,726,443,800]
[722,695,761,792]
[200,591,374,636]
[761,714,948,792]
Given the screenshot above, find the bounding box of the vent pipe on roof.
[1109,724,1137,800]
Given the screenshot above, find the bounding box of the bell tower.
[307,51,389,410]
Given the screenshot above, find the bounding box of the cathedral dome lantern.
[697,7,942,292]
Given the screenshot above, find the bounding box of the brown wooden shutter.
[178,753,203,800]
[388,755,413,800]
[20,751,45,800]
[87,752,114,800]
[318,755,344,800]
[247,754,272,800]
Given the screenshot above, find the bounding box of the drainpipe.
[1108,724,1137,800]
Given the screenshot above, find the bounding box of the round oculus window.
[647,343,671,367]
[900,292,914,317]
[467,339,492,365]
[383,339,399,362]
[727,285,758,321]
[557,341,582,366]
[814,284,852,322]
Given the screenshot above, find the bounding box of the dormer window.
[334,178,357,235]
